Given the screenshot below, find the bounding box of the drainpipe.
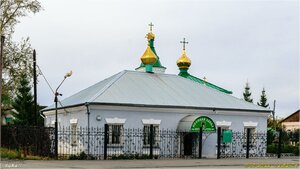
[85,103,90,157]
[39,110,46,127]
[39,110,46,119]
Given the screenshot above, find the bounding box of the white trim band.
[243,121,258,127]
[70,118,78,124]
[106,117,126,124]
[142,119,161,125]
[216,121,232,127]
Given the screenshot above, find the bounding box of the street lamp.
[54,70,72,159]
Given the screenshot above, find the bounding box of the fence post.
[150,124,153,159]
[7,126,10,150]
[246,128,250,158]
[198,126,203,159]
[104,124,108,160]
[16,127,19,156]
[35,127,39,156]
[277,129,282,158]
[86,104,90,158]
[217,127,221,159]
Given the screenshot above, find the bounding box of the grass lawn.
[0,148,51,160]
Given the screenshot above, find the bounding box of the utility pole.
[0,36,5,126]
[33,49,37,125]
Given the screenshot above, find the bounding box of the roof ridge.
[176,74,270,111]
[182,72,233,94]
[176,74,231,96]
[87,70,127,103]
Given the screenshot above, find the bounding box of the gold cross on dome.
[148,22,154,32]
[180,38,188,50]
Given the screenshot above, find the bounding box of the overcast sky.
[13,0,299,118]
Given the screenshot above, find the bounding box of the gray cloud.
[13,0,299,118]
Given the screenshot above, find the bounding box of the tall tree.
[12,73,34,125]
[243,82,253,103]
[257,88,269,108]
[0,0,42,114]
[0,0,42,35]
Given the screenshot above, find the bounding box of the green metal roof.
[179,71,233,94]
[136,39,166,69]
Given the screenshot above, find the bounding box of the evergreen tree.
[243,82,253,103]
[1,0,42,114]
[257,88,269,108]
[12,74,34,125]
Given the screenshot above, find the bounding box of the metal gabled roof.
[44,71,124,110]
[43,70,271,112]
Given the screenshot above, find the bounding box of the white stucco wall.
[43,105,269,158]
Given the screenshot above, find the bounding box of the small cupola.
[176,38,191,73]
[136,23,166,73]
[140,42,157,73]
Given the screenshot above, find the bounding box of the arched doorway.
[178,115,216,157]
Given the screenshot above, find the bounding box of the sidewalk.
[1,157,299,169]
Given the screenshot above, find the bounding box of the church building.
[42,24,271,158]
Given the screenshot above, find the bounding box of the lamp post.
[54,71,72,159]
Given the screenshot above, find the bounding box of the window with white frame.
[106,118,126,145]
[243,121,258,145]
[142,119,161,147]
[70,119,78,146]
[109,124,123,144]
[143,125,159,146]
[244,127,256,144]
[244,127,256,134]
[50,120,55,128]
[50,119,61,128]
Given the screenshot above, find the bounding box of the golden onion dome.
[176,50,191,69]
[146,32,155,40]
[140,44,157,65]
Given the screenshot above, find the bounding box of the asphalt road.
[0,158,299,169]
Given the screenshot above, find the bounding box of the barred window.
[109,125,123,144]
[143,125,159,146]
[70,123,77,146]
[244,127,256,144]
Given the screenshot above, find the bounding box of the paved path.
[0,158,299,169]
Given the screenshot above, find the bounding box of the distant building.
[42,25,271,158]
[281,110,300,132]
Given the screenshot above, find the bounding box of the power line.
[37,64,54,94]
[36,65,69,113]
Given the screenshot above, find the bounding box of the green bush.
[267,129,276,145]
[68,152,96,160]
[0,148,21,159]
[282,144,294,153]
[292,146,300,156]
[111,154,159,160]
[267,144,299,156]
[267,144,276,153]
